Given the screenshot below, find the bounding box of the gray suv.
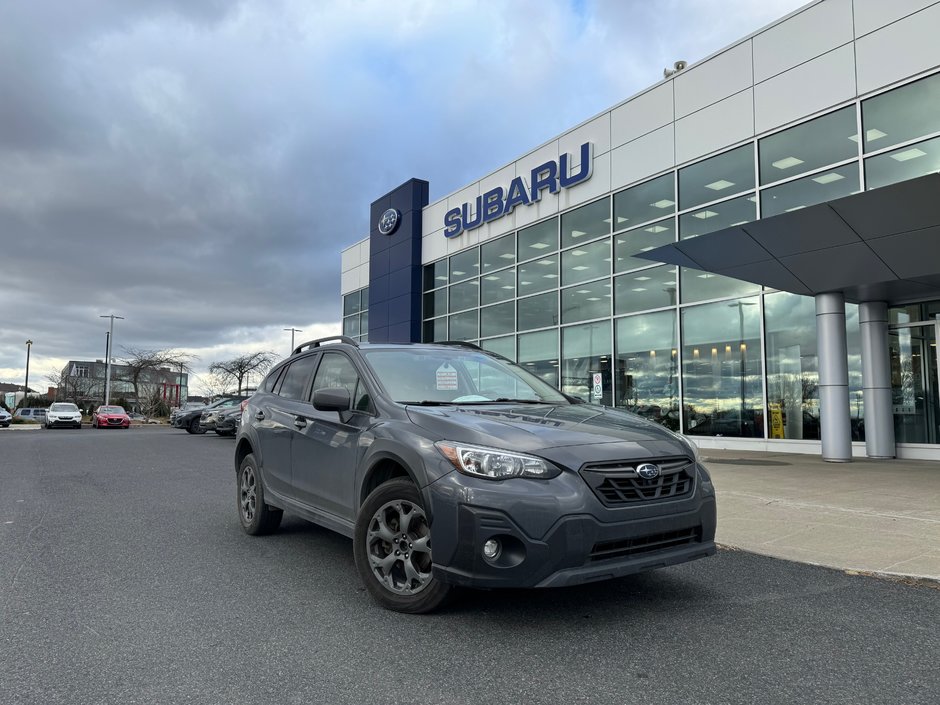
[236,336,716,613]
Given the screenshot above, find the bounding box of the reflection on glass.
[481,301,515,338]
[759,106,857,185]
[613,173,675,230]
[561,197,611,247]
[680,268,760,304]
[865,135,940,190]
[862,72,940,153]
[679,193,756,240]
[343,315,360,337]
[679,144,755,210]
[562,280,611,324]
[764,292,819,440]
[615,309,679,430]
[481,234,516,272]
[519,329,559,388]
[561,237,610,286]
[761,163,859,217]
[681,297,764,438]
[562,321,612,405]
[449,248,479,283]
[518,256,558,295]
[423,288,446,318]
[517,292,558,331]
[360,310,368,338]
[423,317,447,343]
[615,265,677,315]
[481,335,516,361]
[424,261,448,291]
[448,311,478,341]
[845,303,865,441]
[361,287,369,309]
[448,280,479,313]
[518,217,558,260]
[481,267,516,305]
[614,218,675,272]
[343,290,361,316]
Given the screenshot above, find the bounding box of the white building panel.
[421,230,447,265]
[856,3,940,94]
[422,198,450,239]
[446,225,480,255]
[560,150,611,211]
[357,240,369,267]
[675,89,754,165]
[753,0,854,82]
[610,83,673,149]
[853,0,938,37]
[610,124,675,191]
[357,264,369,289]
[341,267,359,295]
[674,41,753,119]
[755,45,857,134]
[559,112,611,160]
[341,242,360,272]
[476,163,518,242]
[512,140,561,229]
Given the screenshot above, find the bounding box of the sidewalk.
[701,448,940,581]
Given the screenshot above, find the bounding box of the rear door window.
[277,355,320,400]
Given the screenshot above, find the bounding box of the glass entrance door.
[889,320,940,444]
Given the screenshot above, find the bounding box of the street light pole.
[284,327,302,353]
[99,314,124,405]
[23,339,33,407]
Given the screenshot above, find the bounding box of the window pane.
[449,248,479,283]
[423,288,447,318]
[615,309,679,430]
[424,261,448,291]
[518,217,558,260]
[561,197,610,247]
[481,234,515,272]
[448,311,478,341]
[518,292,558,331]
[615,265,677,315]
[343,315,360,337]
[562,321,611,404]
[679,193,756,240]
[481,335,516,360]
[681,297,764,438]
[761,163,859,217]
[759,106,857,185]
[561,237,610,286]
[862,72,940,153]
[845,303,865,441]
[614,218,675,273]
[312,353,368,411]
[519,329,559,388]
[343,291,361,316]
[680,268,760,304]
[423,317,447,343]
[277,356,319,400]
[764,292,819,440]
[448,280,479,313]
[360,310,368,336]
[480,302,515,338]
[865,135,940,190]
[613,173,675,230]
[679,144,755,210]
[481,267,516,305]
[517,255,558,295]
[562,280,611,324]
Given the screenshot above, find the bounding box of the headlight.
[435,441,559,480]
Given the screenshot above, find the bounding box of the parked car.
[235,337,717,613]
[169,402,205,426]
[213,405,244,437]
[173,396,246,434]
[13,408,46,423]
[92,405,130,429]
[45,402,82,429]
[0,408,11,427]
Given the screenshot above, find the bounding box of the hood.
[406,403,693,465]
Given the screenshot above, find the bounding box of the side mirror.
[313,387,351,413]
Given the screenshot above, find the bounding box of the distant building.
[57,360,189,412]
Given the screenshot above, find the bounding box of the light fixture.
[577,289,591,294]
[452,270,465,276]
[537,259,553,265]
[501,285,515,290]
[529,242,550,249]
[772,156,804,170]
[693,210,718,219]
[483,539,500,560]
[499,252,515,259]
[571,249,588,256]
[571,229,586,237]
[651,199,675,209]
[543,273,557,278]
[645,225,669,233]
[785,205,806,212]
[705,179,735,191]
[890,148,927,162]
[586,297,601,301]
[632,287,648,292]
[849,128,887,143]
[572,265,589,271]
[485,276,499,281]
[634,276,651,281]
[812,172,845,184]
[697,273,714,279]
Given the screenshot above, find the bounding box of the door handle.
[255,411,265,420]
[294,417,308,429]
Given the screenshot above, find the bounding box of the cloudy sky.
[0,0,807,394]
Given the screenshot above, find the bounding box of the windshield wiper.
[398,400,454,406]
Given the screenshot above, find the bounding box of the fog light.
[482,539,501,560]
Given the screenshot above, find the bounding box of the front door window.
[889,320,940,444]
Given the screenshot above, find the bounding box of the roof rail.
[435,340,483,351]
[292,335,359,355]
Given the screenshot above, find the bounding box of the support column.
[859,301,895,458]
[816,293,852,462]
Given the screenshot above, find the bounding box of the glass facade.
[342,287,369,342]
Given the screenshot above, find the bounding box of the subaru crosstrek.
[235,336,716,613]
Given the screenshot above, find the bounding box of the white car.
[0,408,10,428]
[45,402,83,429]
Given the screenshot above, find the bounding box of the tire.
[187,417,206,435]
[353,478,452,614]
[237,453,282,535]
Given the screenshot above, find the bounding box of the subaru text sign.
[443,142,594,238]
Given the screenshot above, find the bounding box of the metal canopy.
[638,173,940,305]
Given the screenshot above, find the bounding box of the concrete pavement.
[701,448,940,581]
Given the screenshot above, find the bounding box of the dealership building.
[341,0,940,461]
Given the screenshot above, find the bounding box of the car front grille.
[107,418,122,425]
[580,457,695,507]
[589,527,701,562]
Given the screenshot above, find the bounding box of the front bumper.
[426,465,717,589]
[47,417,81,427]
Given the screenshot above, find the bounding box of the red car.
[93,405,130,429]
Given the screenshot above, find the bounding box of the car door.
[291,351,372,520]
[255,354,319,497]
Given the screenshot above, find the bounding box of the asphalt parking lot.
[1,428,938,705]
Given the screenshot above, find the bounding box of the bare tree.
[47,367,102,406]
[208,352,275,395]
[120,348,195,416]
[194,372,231,400]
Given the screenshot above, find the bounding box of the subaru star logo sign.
[378,208,400,236]
[636,463,661,480]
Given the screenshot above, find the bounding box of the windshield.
[362,348,569,405]
[100,406,125,414]
[50,403,79,412]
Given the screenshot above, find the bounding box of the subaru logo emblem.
[378,208,400,236]
[636,463,660,480]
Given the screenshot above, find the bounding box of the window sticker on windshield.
[435,363,458,391]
